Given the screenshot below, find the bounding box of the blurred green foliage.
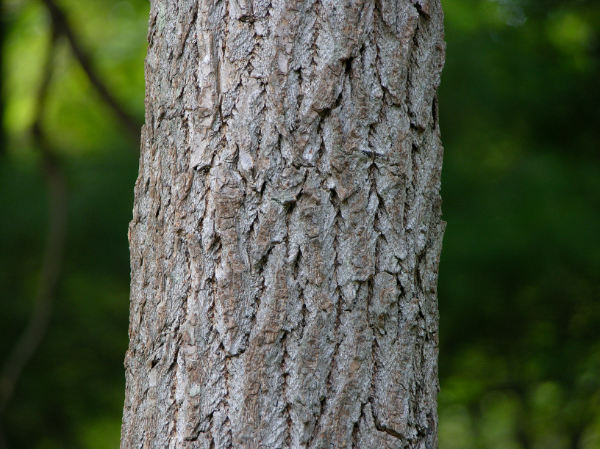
[1,0,599,448]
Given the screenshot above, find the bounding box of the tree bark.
[121,0,445,448]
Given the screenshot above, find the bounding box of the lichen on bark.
[121,0,445,447]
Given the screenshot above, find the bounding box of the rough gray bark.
[121,0,445,448]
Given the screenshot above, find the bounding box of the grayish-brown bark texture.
[121,0,445,447]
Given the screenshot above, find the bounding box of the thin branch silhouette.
[0,23,66,419]
[41,0,141,144]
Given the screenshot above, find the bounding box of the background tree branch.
[41,0,142,144]
[0,20,66,420]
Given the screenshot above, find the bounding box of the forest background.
[1,0,599,447]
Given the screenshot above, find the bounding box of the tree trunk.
[121,0,445,448]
